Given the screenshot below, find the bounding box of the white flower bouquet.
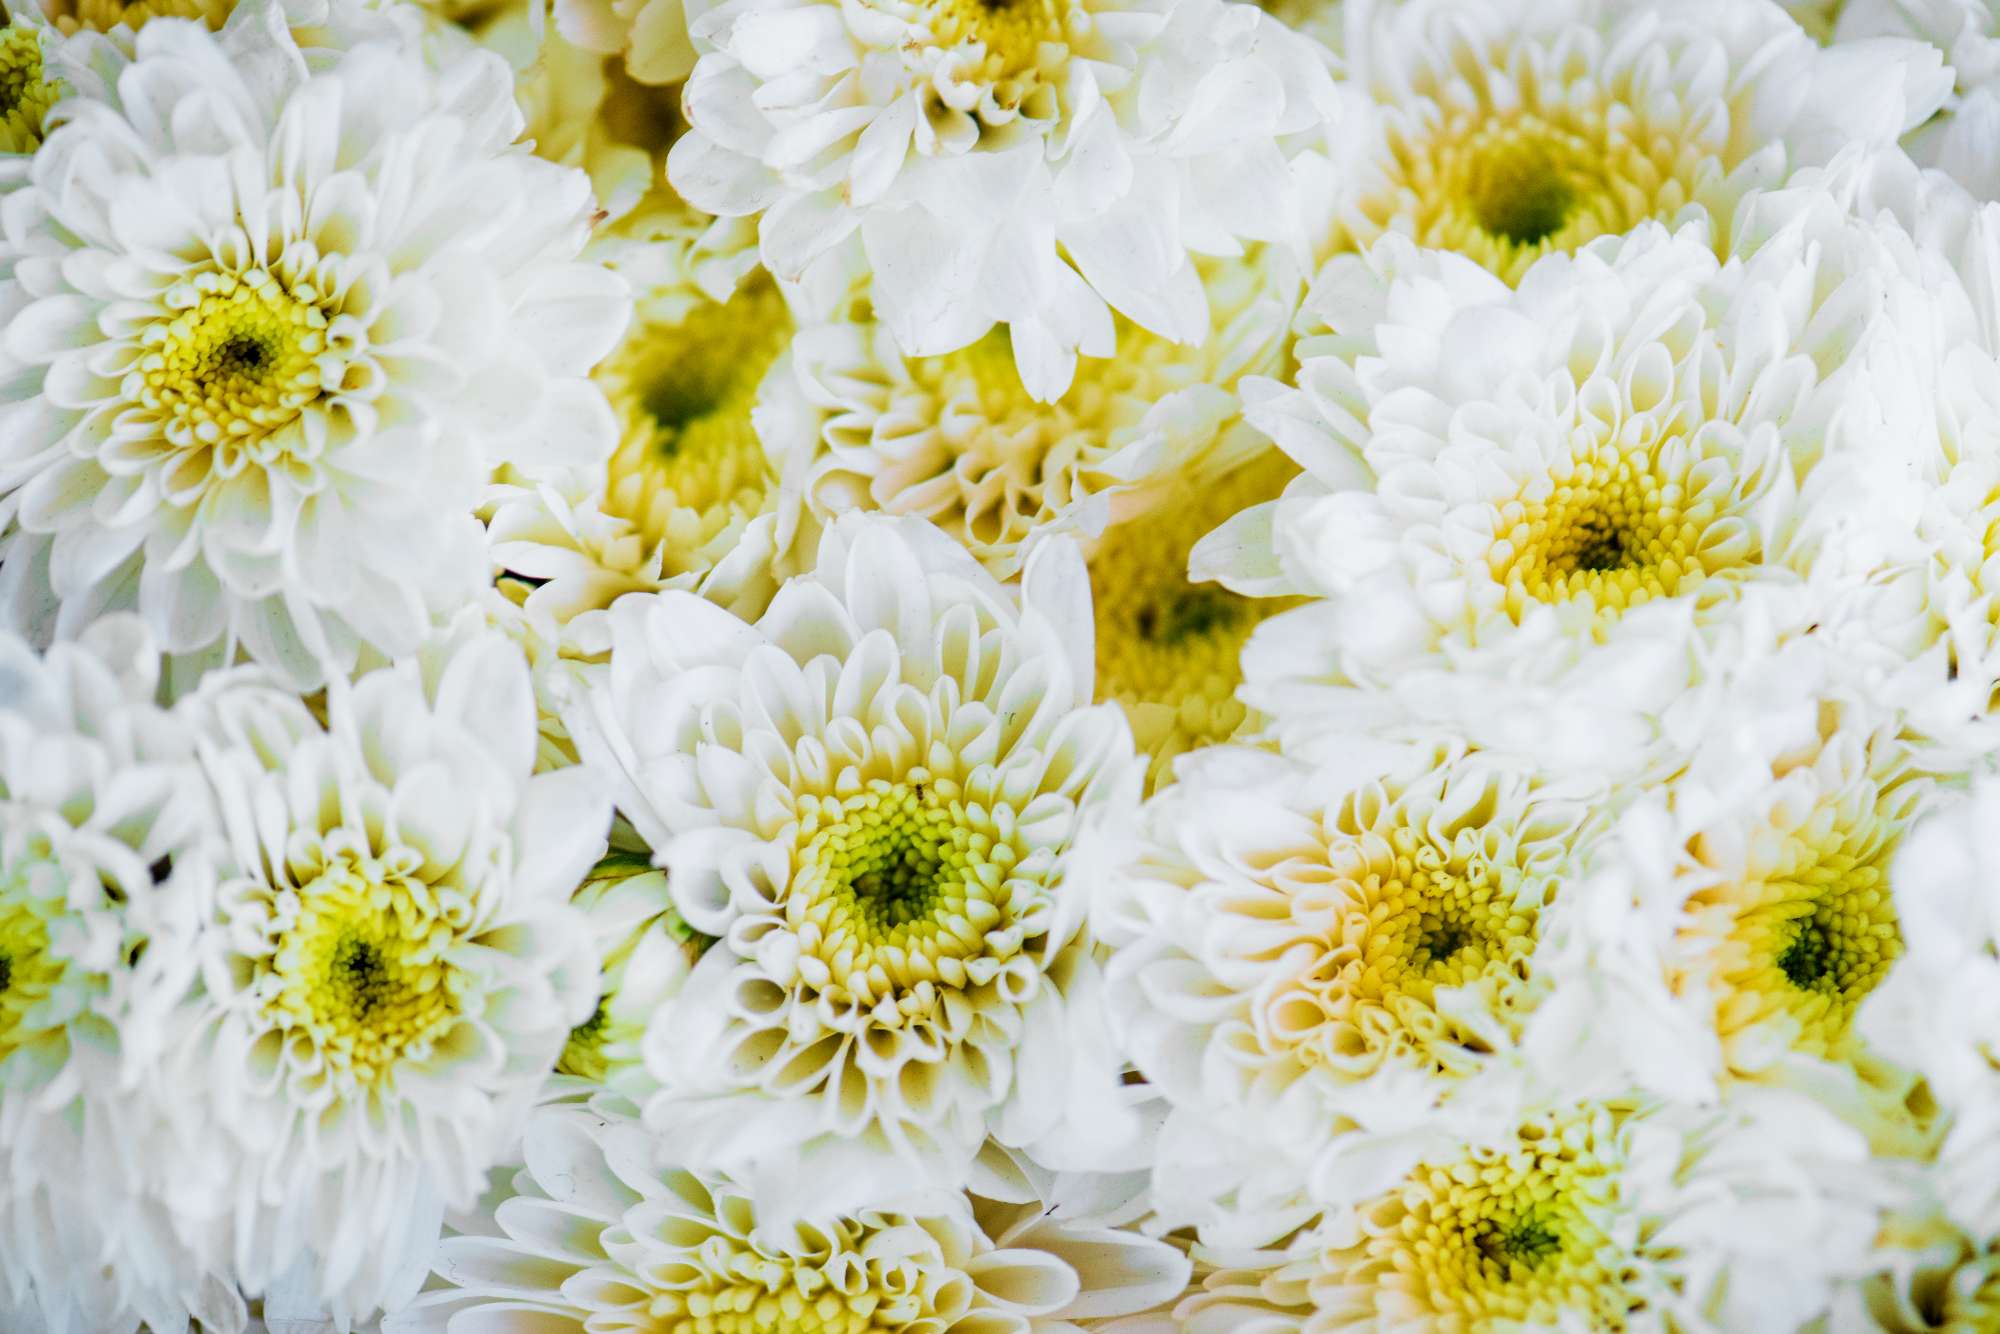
[1,0,1998,1328]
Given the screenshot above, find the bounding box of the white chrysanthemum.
[1329,0,1946,283]
[1091,742,1607,1243]
[1200,215,1953,777]
[667,0,1336,400]
[1860,778,2000,1240]
[1171,1092,1892,1334]
[1545,684,1941,1151]
[1839,0,2000,197]
[169,623,608,1323]
[0,618,249,1334]
[558,514,1143,1216]
[554,850,703,1094]
[773,248,1300,580]
[487,208,796,634]
[389,1094,1191,1332]
[0,0,628,690]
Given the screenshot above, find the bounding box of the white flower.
[1833,1192,2000,1334]
[666,0,1336,400]
[558,514,1143,1216]
[170,621,607,1323]
[1545,683,1943,1149]
[486,207,795,636]
[1330,0,1946,283]
[389,1093,1191,1332]
[1090,741,1609,1244]
[0,0,629,690]
[1860,777,2000,1240]
[0,617,245,1334]
[1170,1092,1894,1334]
[1200,214,1955,778]
[1839,0,2000,198]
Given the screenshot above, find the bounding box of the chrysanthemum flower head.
[1838,1194,2000,1334]
[1091,741,1609,1242]
[1202,209,1959,777]
[389,1093,1191,1332]
[1332,0,1948,282]
[559,513,1143,1216]
[0,617,250,1334]
[667,0,1336,400]
[0,0,629,690]
[1541,680,1942,1150]
[1174,1092,1893,1334]
[175,622,608,1322]
[773,247,1302,584]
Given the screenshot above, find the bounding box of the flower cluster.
[3,0,2000,1329]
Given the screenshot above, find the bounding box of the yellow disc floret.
[1246,759,1566,1082]
[0,879,60,1064]
[0,22,63,155]
[1486,428,1754,633]
[134,268,330,449]
[1091,450,1304,790]
[789,778,1041,1023]
[598,276,791,574]
[265,839,460,1088]
[1317,1104,1642,1328]
[1689,782,1907,1063]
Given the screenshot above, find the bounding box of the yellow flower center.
[1327,1107,1639,1328]
[39,0,230,35]
[599,276,790,571]
[0,22,62,155]
[909,0,1063,85]
[788,778,1039,1022]
[1368,86,1712,284]
[1488,431,1749,629]
[135,268,329,449]
[1092,451,1304,790]
[1261,776,1554,1080]
[0,888,59,1065]
[1690,798,1904,1061]
[266,850,460,1087]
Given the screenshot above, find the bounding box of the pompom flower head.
[667,0,1337,398]
[170,620,608,1322]
[0,0,628,689]
[559,514,1143,1216]
[1333,0,1948,281]
[1202,211,1955,777]
[0,618,244,1334]
[1092,741,1608,1243]
[390,1094,1191,1332]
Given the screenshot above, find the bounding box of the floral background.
[2,0,2000,1329]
